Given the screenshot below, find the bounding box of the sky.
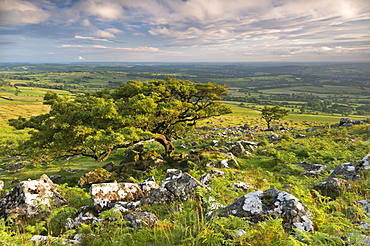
[0,0,369,63]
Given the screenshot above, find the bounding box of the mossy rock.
[78,168,112,187]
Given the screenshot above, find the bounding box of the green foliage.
[8,78,231,161]
[57,184,92,208]
[261,105,290,129]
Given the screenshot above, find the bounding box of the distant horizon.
[2,61,370,65]
[1,0,369,63]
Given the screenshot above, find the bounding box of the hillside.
[0,64,369,245]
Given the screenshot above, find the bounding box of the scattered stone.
[231,182,257,192]
[210,140,220,147]
[140,169,206,206]
[200,174,211,184]
[233,229,247,238]
[63,169,84,173]
[30,235,80,245]
[63,155,80,161]
[211,169,225,177]
[224,188,314,233]
[6,162,24,170]
[120,144,145,163]
[294,161,326,177]
[205,161,217,167]
[239,140,258,151]
[220,158,239,168]
[339,118,352,127]
[359,154,370,170]
[3,155,20,160]
[102,162,116,172]
[125,211,158,228]
[220,159,230,168]
[78,168,112,187]
[90,182,144,211]
[346,233,370,246]
[0,174,68,219]
[358,200,370,214]
[229,142,252,157]
[139,176,159,196]
[328,163,359,180]
[314,178,351,197]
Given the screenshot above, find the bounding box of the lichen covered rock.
[125,211,158,228]
[78,168,112,187]
[0,174,68,219]
[140,169,206,206]
[90,182,145,211]
[224,188,313,232]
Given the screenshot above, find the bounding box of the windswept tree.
[9,78,231,161]
[261,105,289,129]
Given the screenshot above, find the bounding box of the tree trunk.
[155,134,175,156]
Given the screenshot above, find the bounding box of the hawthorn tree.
[261,105,289,129]
[9,78,231,161]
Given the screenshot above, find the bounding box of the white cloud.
[0,0,50,25]
[95,30,116,38]
[92,44,160,52]
[78,56,85,60]
[75,35,111,42]
[74,0,124,21]
[94,28,123,38]
[60,44,84,48]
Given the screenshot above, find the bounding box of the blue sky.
[1,0,369,63]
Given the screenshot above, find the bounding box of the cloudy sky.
[1,0,369,63]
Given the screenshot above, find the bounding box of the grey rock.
[358,200,370,214]
[347,233,370,246]
[125,211,158,228]
[233,229,247,238]
[0,174,68,220]
[200,173,212,184]
[328,162,359,180]
[314,178,351,197]
[359,154,370,171]
[6,162,24,170]
[139,176,159,196]
[229,142,251,157]
[339,118,352,127]
[294,161,326,177]
[232,182,257,191]
[140,169,206,206]
[224,188,314,232]
[211,169,225,177]
[30,235,80,245]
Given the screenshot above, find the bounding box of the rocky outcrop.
[0,174,68,219]
[78,168,112,187]
[140,169,207,206]
[125,211,158,228]
[224,188,314,233]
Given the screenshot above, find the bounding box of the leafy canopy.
[9,78,231,161]
[261,105,289,129]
